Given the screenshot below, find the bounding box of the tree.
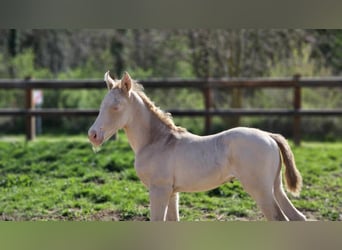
[187,29,320,129]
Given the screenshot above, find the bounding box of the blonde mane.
[131,81,186,133]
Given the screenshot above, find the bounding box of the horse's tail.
[268,133,302,197]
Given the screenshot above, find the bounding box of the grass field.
[0,133,341,221]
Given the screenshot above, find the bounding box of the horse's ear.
[121,72,132,94]
[104,71,116,90]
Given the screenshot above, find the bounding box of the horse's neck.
[124,92,168,154]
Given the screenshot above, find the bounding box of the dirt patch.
[1,210,148,221]
[88,210,122,221]
[0,209,325,221]
[89,209,148,221]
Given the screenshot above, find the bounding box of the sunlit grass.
[0,133,341,221]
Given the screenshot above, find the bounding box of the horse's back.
[172,127,278,169]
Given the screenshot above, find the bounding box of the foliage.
[311,30,342,75]
[0,135,340,221]
[9,49,53,79]
[242,44,342,139]
[0,49,53,109]
[1,29,340,79]
[0,53,9,78]
[0,29,341,138]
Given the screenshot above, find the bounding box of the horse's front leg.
[166,192,179,221]
[149,185,173,221]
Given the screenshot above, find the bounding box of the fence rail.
[0,75,341,144]
[1,76,341,88]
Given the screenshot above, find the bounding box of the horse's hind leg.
[274,173,306,221]
[244,185,288,221]
[239,170,288,221]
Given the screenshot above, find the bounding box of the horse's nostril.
[88,130,97,141]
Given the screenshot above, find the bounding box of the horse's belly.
[172,141,233,192]
[174,175,235,192]
[173,164,234,192]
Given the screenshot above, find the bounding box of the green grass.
[0,133,341,221]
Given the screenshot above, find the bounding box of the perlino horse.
[88,71,307,221]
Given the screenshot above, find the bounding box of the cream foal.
[88,71,307,221]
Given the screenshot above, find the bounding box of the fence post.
[293,74,301,146]
[25,77,35,141]
[203,82,213,135]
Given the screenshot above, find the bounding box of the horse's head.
[88,71,133,147]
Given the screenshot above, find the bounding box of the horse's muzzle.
[88,129,104,146]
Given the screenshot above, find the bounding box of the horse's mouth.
[102,128,118,143]
[89,129,117,148]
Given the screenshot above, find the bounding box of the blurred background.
[0,29,341,140]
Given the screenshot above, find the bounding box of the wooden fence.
[0,75,341,145]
